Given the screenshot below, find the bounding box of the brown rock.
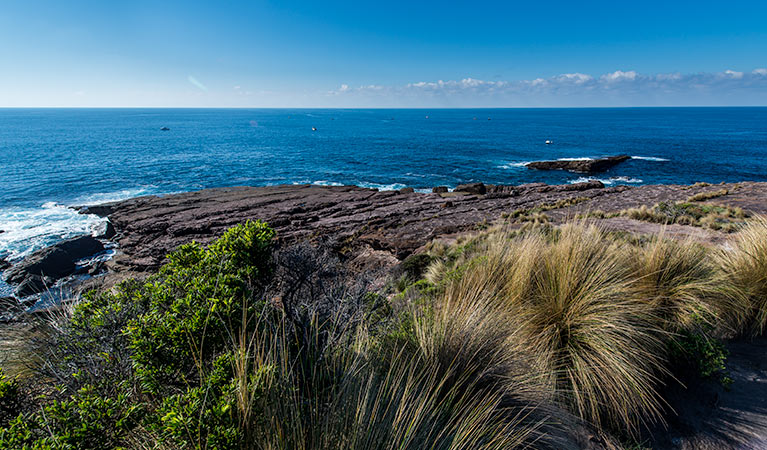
[4,235,105,285]
[454,183,486,195]
[526,155,631,173]
[432,186,448,193]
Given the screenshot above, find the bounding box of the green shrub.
[154,352,275,450]
[40,385,144,449]
[0,221,277,449]
[0,415,41,449]
[0,384,143,450]
[400,253,433,281]
[669,330,730,386]
[0,369,21,428]
[127,220,274,393]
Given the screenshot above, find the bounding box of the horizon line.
[2,105,767,110]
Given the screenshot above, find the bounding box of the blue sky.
[1,0,766,107]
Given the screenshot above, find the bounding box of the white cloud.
[601,70,638,82]
[556,73,593,84]
[326,68,767,107]
[655,73,682,81]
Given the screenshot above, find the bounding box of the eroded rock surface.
[526,155,631,173]
[79,181,767,275]
[3,235,105,288]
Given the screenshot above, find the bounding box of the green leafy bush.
[0,369,21,428]
[154,353,274,450]
[0,220,276,450]
[41,385,144,449]
[669,330,730,387]
[126,220,274,393]
[0,384,142,450]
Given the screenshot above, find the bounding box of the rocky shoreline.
[4,180,767,305]
[4,180,767,447]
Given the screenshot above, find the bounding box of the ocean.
[1,107,766,267]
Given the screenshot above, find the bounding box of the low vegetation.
[503,196,590,224]
[687,188,729,202]
[2,216,767,448]
[623,201,748,232]
[577,197,749,233]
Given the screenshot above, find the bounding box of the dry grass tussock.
[629,233,739,333]
[429,223,668,435]
[622,201,748,232]
[687,188,729,202]
[421,218,767,436]
[717,216,767,336]
[226,313,545,450]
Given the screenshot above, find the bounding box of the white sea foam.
[0,188,155,265]
[73,187,152,205]
[357,182,407,191]
[311,180,344,187]
[497,161,531,169]
[631,156,670,162]
[569,176,643,185]
[0,203,105,263]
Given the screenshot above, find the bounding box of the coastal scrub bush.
[0,369,21,428]
[127,220,274,393]
[668,329,731,386]
[0,383,143,450]
[0,220,277,449]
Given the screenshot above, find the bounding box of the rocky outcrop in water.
[3,235,105,296]
[526,155,631,173]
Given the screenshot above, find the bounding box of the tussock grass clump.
[507,224,666,434]
[575,209,620,220]
[439,224,667,435]
[687,188,728,202]
[630,235,730,332]
[622,201,748,232]
[718,216,767,336]
[504,197,590,223]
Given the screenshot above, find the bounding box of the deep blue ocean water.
[1,107,767,267]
